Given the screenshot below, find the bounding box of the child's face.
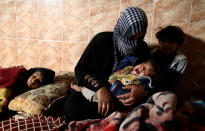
[159,40,179,55]
[27,71,44,88]
[131,62,155,77]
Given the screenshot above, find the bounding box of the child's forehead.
[144,61,153,66]
[33,71,43,77]
[144,62,156,71]
[33,71,41,74]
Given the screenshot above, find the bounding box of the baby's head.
[26,68,55,88]
[131,59,164,87]
[131,60,157,77]
[156,25,185,55]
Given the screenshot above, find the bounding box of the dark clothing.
[75,32,151,92]
[64,89,130,122]
[114,56,143,72]
[152,49,187,74]
[152,50,177,72]
[75,32,115,92]
[64,32,150,121]
[64,90,102,121]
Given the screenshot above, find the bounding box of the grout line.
[0,36,89,44]
[62,0,64,71]
[38,0,40,66]
[88,0,91,42]
[150,0,156,46]
[187,0,193,33]
[38,0,40,40]
[15,0,19,65]
[61,41,63,71]
[119,0,121,16]
[62,0,64,41]
[15,0,17,38]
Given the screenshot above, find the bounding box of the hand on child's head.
[27,71,44,88]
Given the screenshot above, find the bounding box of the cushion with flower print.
[8,83,70,115]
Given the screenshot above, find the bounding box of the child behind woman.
[152,25,187,74]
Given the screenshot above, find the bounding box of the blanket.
[0,66,27,112]
[0,112,65,131]
[62,91,205,131]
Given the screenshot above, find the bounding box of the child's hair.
[155,25,185,45]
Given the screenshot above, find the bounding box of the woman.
[64,7,151,121]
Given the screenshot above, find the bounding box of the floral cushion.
[8,83,69,115]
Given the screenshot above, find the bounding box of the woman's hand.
[117,85,145,106]
[96,87,114,116]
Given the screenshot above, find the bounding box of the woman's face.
[27,71,44,88]
[159,40,179,55]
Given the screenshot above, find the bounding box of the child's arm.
[71,83,98,102]
[70,83,83,92]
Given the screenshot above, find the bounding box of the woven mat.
[0,112,65,131]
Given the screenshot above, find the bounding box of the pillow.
[54,71,76,85]
[8,83,69,115]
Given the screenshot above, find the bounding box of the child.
[71,59,162,102]
[152,26,188,106]
[25,67,55,89]
[152,25,187,74]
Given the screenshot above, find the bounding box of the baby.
[71,59,162,102]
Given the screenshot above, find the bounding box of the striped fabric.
[113,7,148,69]
[170,51,187,74]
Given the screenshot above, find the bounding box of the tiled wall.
[0,0,205,77]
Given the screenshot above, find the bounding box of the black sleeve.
[74,32,114,92]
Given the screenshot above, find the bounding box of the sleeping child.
[25,67,55,89]
[71,59,162,103]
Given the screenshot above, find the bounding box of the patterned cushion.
[8,83,69,115]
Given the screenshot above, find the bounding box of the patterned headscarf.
[113,7,148,70]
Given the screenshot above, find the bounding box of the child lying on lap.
[71,59,162,103]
